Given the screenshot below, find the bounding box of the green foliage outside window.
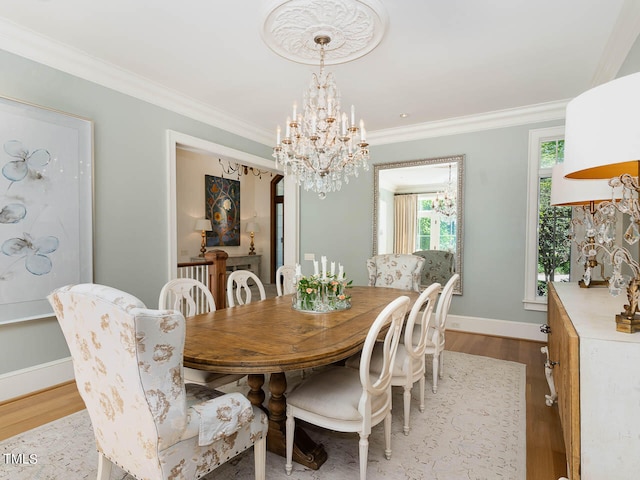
[537,138,571,296]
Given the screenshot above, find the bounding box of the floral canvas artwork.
[205,175,240,246]
[0,97,92,323]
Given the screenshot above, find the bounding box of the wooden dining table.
[183,285,418,470]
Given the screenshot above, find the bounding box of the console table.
[226,254,261,280]
[546,282,640,479]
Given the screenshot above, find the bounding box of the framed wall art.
[0,96,93,324]
[205,174,240,246]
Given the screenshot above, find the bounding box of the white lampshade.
[194,218,212,231]
[563,72,640,179]
[550,164,620,206]
[245,221,260,233]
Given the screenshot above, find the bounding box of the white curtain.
[394,194,417,254]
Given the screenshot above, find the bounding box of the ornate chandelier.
[433,164,456,216]
[273,35,369,199]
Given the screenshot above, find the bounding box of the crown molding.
[368,100,569,146]
[590,0,640,87]
[0,17,569,149]
[0,17,274,146]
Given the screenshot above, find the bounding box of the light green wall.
[0,49,272,374]
[300,123,562,326]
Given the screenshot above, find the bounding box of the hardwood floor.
[0,331,567,479]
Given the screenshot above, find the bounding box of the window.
[524,126,572,311]
[416,194,456,252]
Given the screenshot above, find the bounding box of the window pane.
[418,217,431,250]
[439,217,456,252]
[537,176,572,296]
[539,139,565,168]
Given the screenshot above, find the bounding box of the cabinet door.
[548,284,580,480]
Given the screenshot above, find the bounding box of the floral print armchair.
[48,283,267,480]
[366,254,425,292]
[413,250,456,288]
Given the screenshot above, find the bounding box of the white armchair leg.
[403,384,411,435]
[254,434,266,480]
[418,375,425,413]
[383,412,392,460]
[359,432,370,480]
[432,354,440,393]
[285,412,294,475]
[96,453,113,480]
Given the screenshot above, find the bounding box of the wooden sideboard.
[547,282,640,479]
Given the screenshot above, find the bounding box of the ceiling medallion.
[261,0,388,65]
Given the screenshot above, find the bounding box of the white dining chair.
[346,282,440,435]
[423,273,459,393]
[285,295,410,480]
[227,270,266,307]
[275,264,297,296]
[159,278,245,388]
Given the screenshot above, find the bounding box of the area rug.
[0,352,526,480]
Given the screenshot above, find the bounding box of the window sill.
[523,299,548,312]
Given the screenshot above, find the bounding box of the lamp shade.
[245,221,260,233]
[550,164,620,206]
[194,218,212,231]
[563,72,640,179]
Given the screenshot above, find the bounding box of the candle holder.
[292,274,352,313]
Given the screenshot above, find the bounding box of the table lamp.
[245,221,260,255]
[195,218,212,257]
[550,163,621,287]
[562,72,640,332]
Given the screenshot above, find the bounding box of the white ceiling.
[0,0,638,148]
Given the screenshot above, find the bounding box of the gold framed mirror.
[373,154,464,294]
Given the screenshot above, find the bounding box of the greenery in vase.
[295,274,352,311]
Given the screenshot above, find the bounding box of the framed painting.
[205,174,240,246]
[0,96,93,324]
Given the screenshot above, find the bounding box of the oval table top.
[183,286,418,374]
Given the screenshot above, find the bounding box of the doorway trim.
[166,130,299,280]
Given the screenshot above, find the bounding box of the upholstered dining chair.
[366,254,425,292]
[284,295,410,480]
[346,282,441,435]
[48,283,268,480]
[423,273,459,393]
[412,249,455,288]
[275,264,297,296]
[158,278,245,389]
[227,270,267,307]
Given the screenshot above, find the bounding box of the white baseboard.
[447,314,547,342]
[0,357,74,403]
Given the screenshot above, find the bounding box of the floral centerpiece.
[292,257,352,313]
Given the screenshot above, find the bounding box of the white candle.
[321,256,327,279]
[295,263,302,278]
[341,113,347,136]
[313,260,319,276]
[360,120,366,142]
[276,125,281,145]
[285,117,291,138]
[338,264,344,280]
[330,261,335,276]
